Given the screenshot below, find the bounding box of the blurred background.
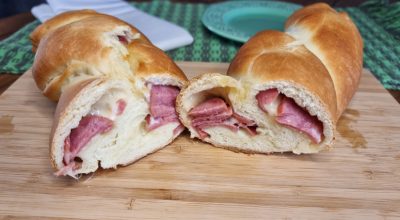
[0,0,394,40]
[0,0,395,18]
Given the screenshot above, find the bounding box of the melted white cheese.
[262,94,282,116]
[89,89,127,120]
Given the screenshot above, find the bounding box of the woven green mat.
[0,0,399,90]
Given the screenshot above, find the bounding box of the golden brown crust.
[228,30,337,123]
[228,3,363,122]
[30,10,99,53]
[285,3,363,118]
[32,13,152,101]
[126,40,187,83]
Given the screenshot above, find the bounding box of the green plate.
[202,1,301,42]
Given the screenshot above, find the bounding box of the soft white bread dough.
[51,78,181,176]
[177,73,333,154]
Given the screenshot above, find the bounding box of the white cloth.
[31,0,193,51]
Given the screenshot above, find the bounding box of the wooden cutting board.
[0,62,399,219]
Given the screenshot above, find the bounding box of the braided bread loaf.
[31,10,188,177]
[176,3,363,154]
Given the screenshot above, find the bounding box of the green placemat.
[0,0,399,90]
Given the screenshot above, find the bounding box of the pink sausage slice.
[276,97,323,144]
[63,115,113,164]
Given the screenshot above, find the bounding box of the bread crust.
[126,41,187,84]
[285,3,363,118]
[30,10,99,53]
[32,13,152,101]
[228,30,337,124]
[31,11,187,101]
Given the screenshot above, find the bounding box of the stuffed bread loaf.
[176,3,363,154]
[31,10,188,177]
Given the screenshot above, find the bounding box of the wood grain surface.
[0,62,399,219]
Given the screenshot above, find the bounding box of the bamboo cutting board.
[0,62,399,219]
